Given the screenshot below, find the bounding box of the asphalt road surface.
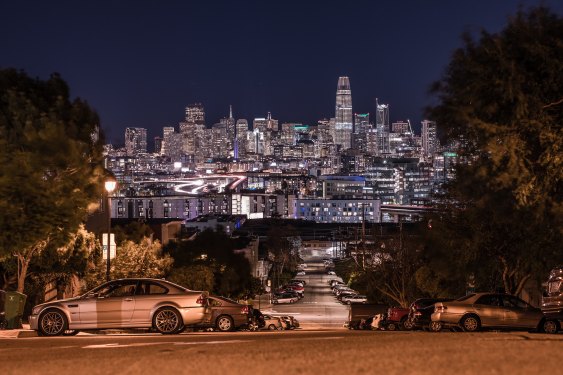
[1,330,562,375]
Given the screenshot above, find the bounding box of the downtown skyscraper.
[334,76,353,149]
[124,127,147,155]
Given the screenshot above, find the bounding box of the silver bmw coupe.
[29,278,210,336]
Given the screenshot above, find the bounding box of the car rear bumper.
[431,312,461,326]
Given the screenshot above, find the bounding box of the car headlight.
[32,306,42,315]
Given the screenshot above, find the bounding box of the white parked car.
[296,271,306,276]
[342,294,368,304]
[262,314,284,330]
[328,271,336,275]
[272,293,299,304]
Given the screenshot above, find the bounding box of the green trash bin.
[5,291,27,329]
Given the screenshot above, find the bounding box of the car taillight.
[196,295,206,305]
[241,306,249,314]
[435,305,447,313]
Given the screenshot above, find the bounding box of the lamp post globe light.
[105,178,117,282]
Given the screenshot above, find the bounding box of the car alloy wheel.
[268,324,277,330]
[430,321,443,332]
[153,307,182,334]
[387,322,397,331]
[402,318,414,330]
[39,309,67,336]
[216,315,234,332]
[543,320,559,334]
[461,315,480,332]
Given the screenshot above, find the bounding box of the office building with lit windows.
[334,76,353,149]
[124,127,147,155]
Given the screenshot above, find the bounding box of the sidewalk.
[0,324,37,338]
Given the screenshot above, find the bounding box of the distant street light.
[105,178,117,282]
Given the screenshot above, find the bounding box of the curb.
[0,330,37,338]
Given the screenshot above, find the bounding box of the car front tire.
[38,309,68,337]
[543,319,560,334]
[153,307,182,334]
[460,315,481,332]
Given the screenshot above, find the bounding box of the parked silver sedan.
[29,278,210,336]
[431,292,550,332]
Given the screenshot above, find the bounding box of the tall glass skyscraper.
[334,76,353,149]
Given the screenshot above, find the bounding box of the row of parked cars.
[27,277,300,336]
[272,279,306,304]
[330,280,368,305]
[347,292,561,334]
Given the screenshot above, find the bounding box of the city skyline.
[2,0,562,145]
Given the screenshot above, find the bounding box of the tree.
[84,238,172,289]
[167,265,215,291]
[164,229,254,297]
[0,69,105,292]
[35,225,102,298]
[362,224,425,307]
[427,7,563,295]
[112,221,154,245]
[429,7,562,216]
[111,238,173,279]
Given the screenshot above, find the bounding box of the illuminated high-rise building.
[392,120,410,134]
[421,119,438,160]
[235,119,249,159]
[253,112,278,132]
[375,100,390,155]
[154,136,163,154]
[161,126,175,157]
[334,76,353,149]
[220,105,236,146]
[185,103,205,125]
[124,127,147,155]
[353,113,370,151]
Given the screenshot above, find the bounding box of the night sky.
[2,0,562,148]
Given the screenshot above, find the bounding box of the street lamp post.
[105,179,117,282]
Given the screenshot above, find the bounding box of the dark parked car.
[198,296,251,332]
[407,298,454,331]
[250,308,266,330]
